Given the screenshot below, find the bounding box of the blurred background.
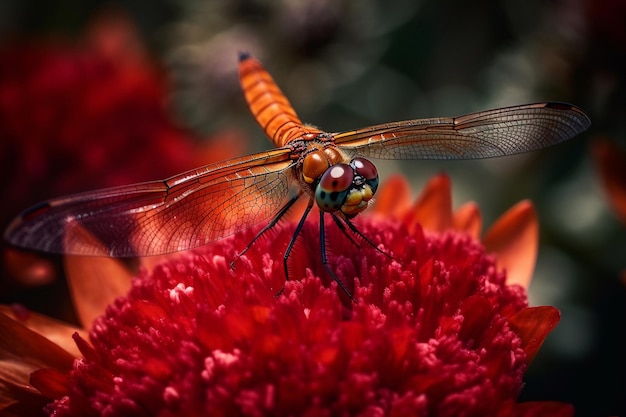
[0,0,624,415]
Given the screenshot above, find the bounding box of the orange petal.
[405,174,452,233]
[62,220,110,256]
[508,306,560,364]
[591,136,626,225]
[0,313,70,414]
[62,222,134,328]
[0,305,83,359]
[0,312,75,372]
[64,254,133,329]
[371,175,412,218]
[453,201,482,239]
[483,200,538,289]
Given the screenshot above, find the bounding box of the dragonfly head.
[314,158,379,218]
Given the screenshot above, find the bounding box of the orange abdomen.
[239,54,321,147]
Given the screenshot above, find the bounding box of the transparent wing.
[4,149,295,256]
[334,102,590,159]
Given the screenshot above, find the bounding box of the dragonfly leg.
[320,211,354,300]
[331,213,395,261]
[329,213,362,248]
[280,198,315,296]
[230,191,303,270]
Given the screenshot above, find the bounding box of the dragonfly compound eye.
[351,157,379,193]
[315,164,354,212]
[329,158,379,218]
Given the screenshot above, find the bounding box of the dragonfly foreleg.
[320,211,354,300]
[329,213,362,248]
[331,213,395,261]
[281,198,315,296]
[230,191,303,270]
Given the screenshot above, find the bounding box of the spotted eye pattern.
[351,157,379,193]
[315,164,354,212]
[314,158,380,215]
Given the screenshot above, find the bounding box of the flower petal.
[0,378,49,417]
[404,173,452,232]
[0,312,75,409]
[483,200,538,289]
[512,401,574,417]
[0,313,75,371]
[63,224,133,328]
[371,174,412,218]
[508,306,560,364]
[29,368,70,399]
[0,305,83,358]
[591,136,626,224]
[453,201,482,238]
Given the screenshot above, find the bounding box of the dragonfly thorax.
[314,157,379,218]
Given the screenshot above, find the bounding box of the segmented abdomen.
[239,54,321,147]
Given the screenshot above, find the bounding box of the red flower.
[591,136,626,284]
[0,175,572,416]
[592,137,626,226]
[0,10,245,286]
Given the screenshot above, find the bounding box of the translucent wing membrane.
[4,149,294,256]
[4,55,591,262]
[334,102,591,160]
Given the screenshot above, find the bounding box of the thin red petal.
[453,201,482,238]
[591,136,626,224]
[508,306,560,364]
[483,200,538,289]
[511,401,574,417]
[0,385,49,417]
[404,174,452,232]
[0,313,75,372]
[0,312,75,415]
[0,305,83,358]
[371,174,412,218]
[29,368,70,398]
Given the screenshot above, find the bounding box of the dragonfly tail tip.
[238,51,252,62]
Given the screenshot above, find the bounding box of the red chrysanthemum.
[0,23,190,227]
[0,174,572,417]
[0,11,245,286]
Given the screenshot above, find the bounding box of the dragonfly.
[4,53,591,297]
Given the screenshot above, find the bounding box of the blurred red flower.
[592,137,626,225]
[0,10,244,285]
[592,137,626,285]
[0,175,572,417]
